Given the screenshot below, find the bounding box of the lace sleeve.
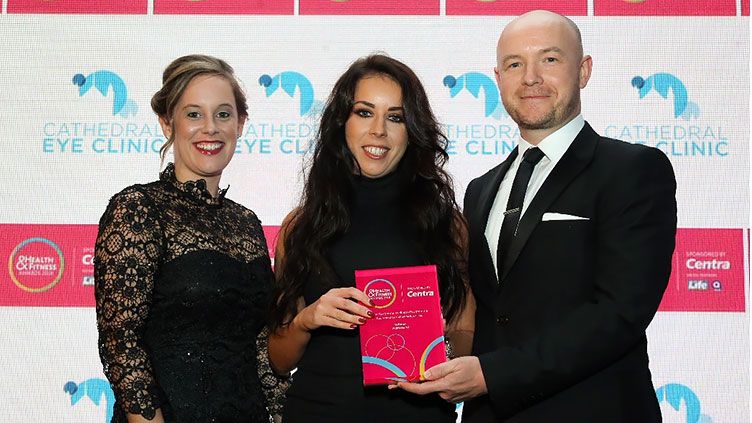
[256,326,290,417]
[94,187,163,419]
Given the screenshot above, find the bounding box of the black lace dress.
[94,164,287,422]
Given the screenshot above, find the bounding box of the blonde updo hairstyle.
[151,54,248,162]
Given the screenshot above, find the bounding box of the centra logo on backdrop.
[683,250,729,293]
[41,69,164,155]
[604,72,728,158]
[7,237,64,293]
[442,72,518,157]
[64,379,115,422]
[655,383,713,423]
[237,71,323,155]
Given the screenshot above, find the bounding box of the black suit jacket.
[462,123,677,422]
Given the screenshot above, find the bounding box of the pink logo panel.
[299,0,439,15]
[744,0,750,15]
[594,0,736,16]
[446,0,586,16]
[659,228,746,312]
[154,0,293,15]
[1,224,97,307]
[7,0,147,14]
[1,224,280,307]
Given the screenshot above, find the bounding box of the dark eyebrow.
[353,100,375,108]
[353,100,404,112]
[182,103,235,110]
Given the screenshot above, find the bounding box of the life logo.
[72,70,138,118]
[258,71,323,117]
[64,379,115,423]
[655,383,713,423]
[7,237,64,293]
[631,73,700,120]
[443,72,508,120]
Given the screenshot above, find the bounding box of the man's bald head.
[499,10,584,60]
[493,9,592,144]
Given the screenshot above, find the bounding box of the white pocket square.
[541,212,590,221]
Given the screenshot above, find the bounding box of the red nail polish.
[367,311,374,318]
[350,324,357,329]
[358,317,366,324]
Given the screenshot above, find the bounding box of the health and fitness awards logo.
[1,224,98,307]
[7,237,64,294]
[41,68,163,156]
[239,71,322,156]
[655,383,713,423]
[64,378,115,422]
[441,71,519,157]
[364,278,398,308]
[604,72,729,158]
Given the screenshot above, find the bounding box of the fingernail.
[367,311,374,318]
[369,300,375,306]
[350,324,357,329]
[358,317,366,324]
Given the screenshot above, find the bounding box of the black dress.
[283,167,457,423]
[94,164,287,422]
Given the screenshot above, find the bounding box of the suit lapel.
[470,148,518,289]
[499,124,599,282]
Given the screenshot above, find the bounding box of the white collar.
[518,115,584,166]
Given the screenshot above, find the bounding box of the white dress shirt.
[484,115,585,276]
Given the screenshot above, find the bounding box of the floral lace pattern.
[95,164,288,422]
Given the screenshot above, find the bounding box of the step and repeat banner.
[0,1,749,422]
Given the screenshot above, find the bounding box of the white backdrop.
[0,4,748,422]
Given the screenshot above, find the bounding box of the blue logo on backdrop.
[604,71,728,158]
[64,378,115,422]
[655,383,713,423]
[42,69,163,155]
[443,72,508,120]
[232,71,320,156]
[72,71,138,118]
[631,73,700,120]
[441,71,518,157]
[258,71,323,117]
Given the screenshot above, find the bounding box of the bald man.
[399,10,676,421]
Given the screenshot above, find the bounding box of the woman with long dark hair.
[268,54,475,422]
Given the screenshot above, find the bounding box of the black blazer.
[462,123,677,422]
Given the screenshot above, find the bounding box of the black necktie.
[497,147,545,279]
